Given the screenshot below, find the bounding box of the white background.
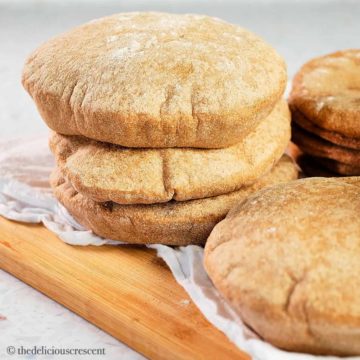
[0,1,359,359]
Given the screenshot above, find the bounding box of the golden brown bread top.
[23,12,286,148]
[50,155,298,245]
[50,100,290,204]
[205,177,360,355]
[289,49,360,138]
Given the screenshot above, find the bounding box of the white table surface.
[0,0,359,359]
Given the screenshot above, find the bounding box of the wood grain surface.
[0,217,249,360]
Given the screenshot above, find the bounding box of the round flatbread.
[50,100,290,204]
[23,12,286,149]
[50,155,298,245]
[292,123,360,166]
[205,177,360,356]
[291,107,360,150]
[289,49,360,138]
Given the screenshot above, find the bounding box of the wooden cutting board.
[0,217,249,360]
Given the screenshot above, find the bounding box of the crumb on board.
[179,299,190,306]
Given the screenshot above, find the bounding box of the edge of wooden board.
[0,217,249,360]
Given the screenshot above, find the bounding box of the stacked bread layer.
[49,100,291,204]
[47,97,296,245]
[289,49,360,176]
[23,12,297,244]
[50,155,297,245]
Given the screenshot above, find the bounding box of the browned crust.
[289,49,360,138]
[22,12,286,149]
[292,123,360,166]
[204,177,360,356]
[288,145,360,177]
[50,155,297,245]
[291,106,360,150]
[314,156,360,176]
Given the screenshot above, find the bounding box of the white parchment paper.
[0,136,358,360]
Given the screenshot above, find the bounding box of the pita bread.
[205,176,360,355]
[292,123,360,166]
[51,155,297,245]
[292,107,360,150]
[50,100,290,204]
[23,12,286,148]
[289,49,360,138]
